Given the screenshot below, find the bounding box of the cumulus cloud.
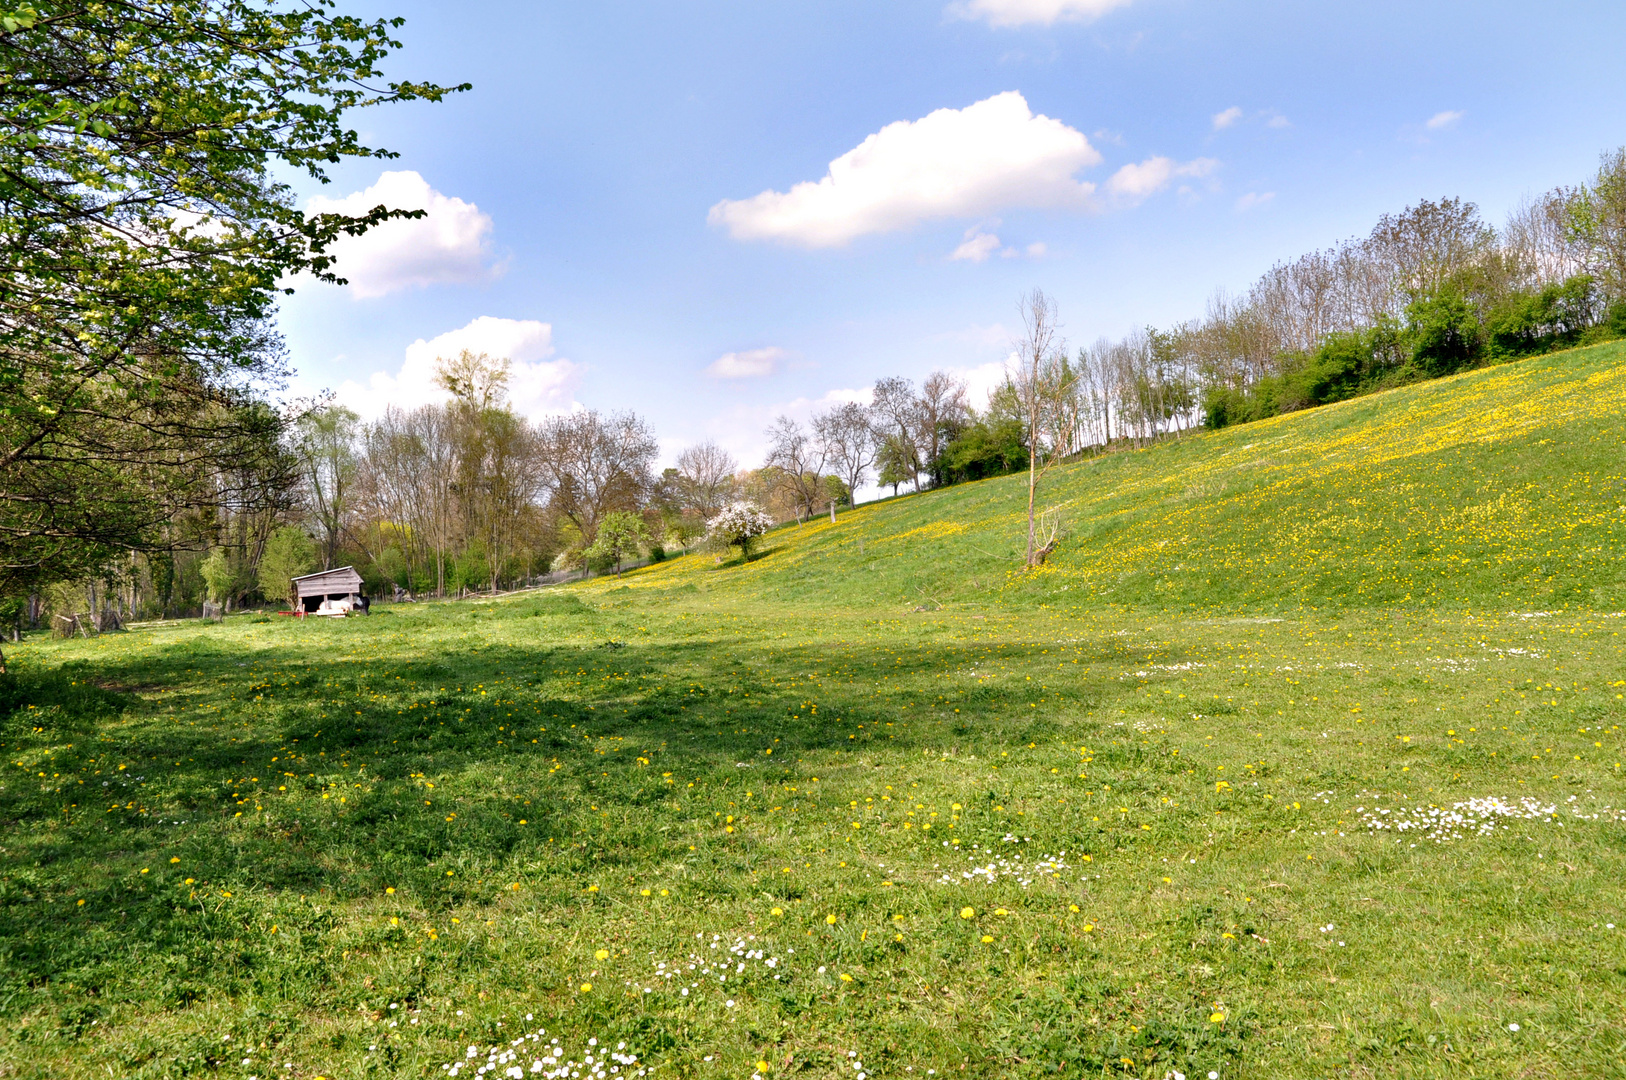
[1211,106,1243,131]
[1104,155,1217,204]
[1234,191,1275,212]
[709,92,1101,247]
[950,224,1048,262]
[951,227,1005,262]
[1426,110,1464,130]
[707,347,787,379]
[306,171,498,298]
[947,0,1134,28]
[1265,112,1291,129]
[334,316,580,419]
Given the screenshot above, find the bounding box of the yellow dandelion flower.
[826,913,838,925]
[960,907,975,919]
[595,949,610,961]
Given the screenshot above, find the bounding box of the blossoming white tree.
[705,501,775,559]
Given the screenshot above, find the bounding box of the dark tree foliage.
[0,2,465,596]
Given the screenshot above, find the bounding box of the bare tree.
[814,402,875,519]
[915,371,969,486]
[1368,197,1496,303]
[869,376,922,491]
[763,416,829,522]
[538,410,658,543]
[1010,289,1077,566]
[675,441,739,519]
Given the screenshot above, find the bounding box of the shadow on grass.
[0,611,1184,1015]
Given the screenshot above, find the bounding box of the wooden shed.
[290,566,369,615]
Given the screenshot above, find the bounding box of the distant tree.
[870,377,923,491]
[199,549,234,612]
[435,350,512,412]
[585,511,649,575]
[675,442,739,519]
[1561,147,1626,305]
[1369,197,1497,304]
[915,371,970,485]
[939,386,1028,482]
[875,436,913,497]
[294,405,361,571]
[258,527,316,609]
[814,403,876,513]
[705,501,775,560]
[763,416,829,522]
[538,410,658,542]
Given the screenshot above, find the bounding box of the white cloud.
[947,0,1134,28]
[1426,110,1464,130]
[709,91,1101,247]
[949,359,1014,411]
[306,171,498,298]
[334,316,580,420]
[950,223,1048,262]
[951,227,1005,262]
[1234,191,1275,212]
[1104,155,1217,204]
[707,347,787,379]
[1211,106,1243,131]
[1265,112,1291,129]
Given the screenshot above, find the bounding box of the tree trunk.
[1026,438,1038,566]
[829,500,836,524]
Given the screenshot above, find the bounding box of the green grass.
[3,343,1626,1080]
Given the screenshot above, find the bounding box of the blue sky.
[278,0,1626,466]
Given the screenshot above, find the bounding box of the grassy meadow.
[4,342,1626,1080]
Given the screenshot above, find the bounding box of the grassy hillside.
[628,339,1626,612]
[1,341,1624,1080]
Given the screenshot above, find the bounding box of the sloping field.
[628,339,1626,612]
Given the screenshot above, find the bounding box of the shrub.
[1405,287,1482,377]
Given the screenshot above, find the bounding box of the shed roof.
[291,566,364,597]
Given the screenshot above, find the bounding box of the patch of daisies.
[442,1031,648,1080]
[1356,792,1625,843]
[626,934,790,1004]
[934,838,1072,888]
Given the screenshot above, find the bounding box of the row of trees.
[1164,150,1626,427]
